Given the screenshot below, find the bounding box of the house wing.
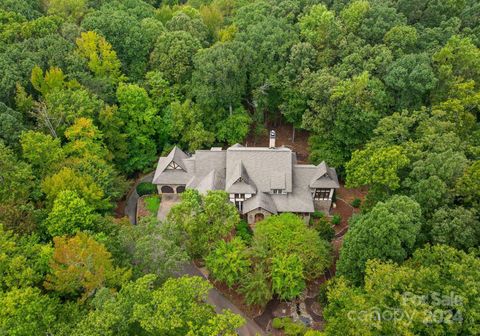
[309,161,340,188]
[153,146,189,184]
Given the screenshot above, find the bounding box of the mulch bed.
[136,196,152,220]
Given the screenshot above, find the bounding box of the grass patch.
[144,195,161,215]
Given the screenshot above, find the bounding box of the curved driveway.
[124,173,265,335]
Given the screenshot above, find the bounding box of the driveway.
[125,171,154,224]
[124,175,265,335]
[157,194,180,221]
[179,263,265,336]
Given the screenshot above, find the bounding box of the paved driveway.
[179,263,265,336]
[125,177,265,335]
[125,171,154,224]
[157,194,180,221]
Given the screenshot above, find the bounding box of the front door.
[254,213,265,223]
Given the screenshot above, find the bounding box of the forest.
[0,0,480,335]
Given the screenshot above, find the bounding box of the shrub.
[315,217,335,242]
[239,265,272,306]
[331,214,341,225]
[312,210,324,219]
[351,198,361,208]
[236,220,253,244]
[272,317,285,329]
[272,317,307,336]
[317,281,329,306]
[137,182,157,196]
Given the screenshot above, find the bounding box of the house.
[153,131,340,224]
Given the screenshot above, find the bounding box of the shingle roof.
[193,170,225,193]
[154,146,339,214]
[242,192,277,214]
[226,146,293,193]
[308,161,340,188]
[153,146,191,184]
[270,171,286,189]
[225,161,256,193]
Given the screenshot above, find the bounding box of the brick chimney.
[269,130,276,149]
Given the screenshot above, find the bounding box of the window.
[166,161,182,170]
[314,188,331,200]
[234,193,244,199]
[271,189,285,194]
[235,201,243,212]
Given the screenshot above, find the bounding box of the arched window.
[176,185,186,193]
[161,186,174,193]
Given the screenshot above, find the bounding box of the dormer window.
[166,161,183,170]
[271,189,285,195]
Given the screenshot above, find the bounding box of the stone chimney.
[269,130,276,149]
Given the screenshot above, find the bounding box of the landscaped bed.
[137,194,161,219]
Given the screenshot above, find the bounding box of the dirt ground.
[329,183,368,275]
[136,196,151,219]
[245,124,310,163]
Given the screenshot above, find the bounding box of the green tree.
[191,42,246,112]
[0,287,59,336]
[432,36,480,101]
[384,53,437,109]
[0,142,36,233]
[167,190,239,258]
[299,4,340,63]
[346,144,410,191]
[456,160,480,210]
[75,30,125,91]
[429,207,480,251]
[252,213,331,279]
[163,99,215,151]
[116,83,160,173]
[133,276,244,335]
[82,5,158,79]
[0,102,25,149]
[116,216,188,282]
[46,0,86,22]
[337,195,422,284]
[205,237,251,288]
[271,254,305,300]
[325,244,480,335]
[20,131,65,178]
[0,225,52,290]
[41,167,108,210]
[150,31,201,87]
[44,190,99,237]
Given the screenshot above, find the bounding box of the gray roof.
[270,171,286,189]
[308,162,340,188]
[226,146,293,193]
[153,146,192,184]
[243,192,277,214]
[193,170,224,194]
[154,146,339,214]
[225,161,256,194]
